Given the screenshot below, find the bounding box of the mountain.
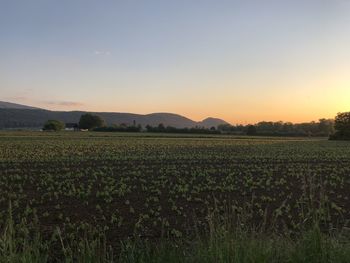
[198,117,229,128]
[0,101,230,129]
[0,101,41,110]
[141,113,197,128]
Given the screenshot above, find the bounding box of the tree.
[157,123,165,132]
[43,120,65,131]
[330,112,350,140]
[334,113,350,134]
[246,125,257,135]
[79,113,105,130]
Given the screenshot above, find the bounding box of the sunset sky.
[1,0,349,124]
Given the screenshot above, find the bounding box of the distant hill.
[0,101,230,129]
[198,117,229,128]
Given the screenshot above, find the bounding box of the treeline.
[94,124,142,132]
[41,112,350,140]
[95,119,335,137]
[93,123,219,134]
[144,124,220,134]
[218,119,335,137]
[79,114,336,137]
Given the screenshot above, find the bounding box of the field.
[0,132,350,262]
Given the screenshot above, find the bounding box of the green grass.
[1,205,350,262]
[119,228,350,263]
[1,222,350,263]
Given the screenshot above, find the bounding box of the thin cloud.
[94,50,111,56]
[4,96,28,101]
[44,101,84,107]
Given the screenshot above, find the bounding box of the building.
[65,123,79,131]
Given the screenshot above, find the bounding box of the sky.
[1,0,350,124]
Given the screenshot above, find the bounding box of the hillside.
[0,101,41,110]
[198,117,229,128]
[0,101,229,129]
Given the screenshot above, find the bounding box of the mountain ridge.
[0,101,41,110]
[0,101,229,129]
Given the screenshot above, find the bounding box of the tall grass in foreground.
[118,213,350,263]
[1,208,350,263]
